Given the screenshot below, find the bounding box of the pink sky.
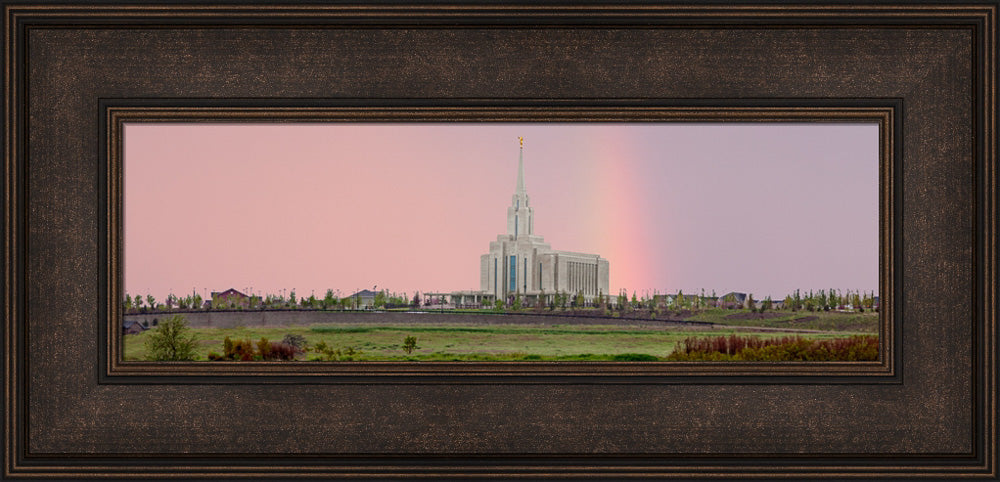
[124,123,878,302]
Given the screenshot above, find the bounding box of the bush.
[144,314,198,361]
[214,336,301,361]
[666,334,878,362]
[311,340,362,361]
[256,337,271,358]
[281,334,308,352]
[403,336,418,354]
[221,336,256,361]
[267,342,298,360]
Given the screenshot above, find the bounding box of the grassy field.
[123,320,873,361]
[684,308,879,332]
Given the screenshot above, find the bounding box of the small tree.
[144,314,197,361]
[402,336,418,354]
[411,292,421,308]
[573,291,585,309]
[123,294,133,313]
[146,294,156,312]
[323,289,337,310]
[513,292,522,310]
[746,293,756,312]
[374,290,387,309]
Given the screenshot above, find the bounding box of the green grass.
[123,322,869,362]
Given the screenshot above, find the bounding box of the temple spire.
[516,137,525,195]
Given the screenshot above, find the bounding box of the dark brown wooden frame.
[4,2,996,479]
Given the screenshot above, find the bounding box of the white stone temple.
[479,138,610,305]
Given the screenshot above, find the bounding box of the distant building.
[717,292,747,309]
[480,139,610,305]
[346,289,378,308]
[122,319,147,335]
[210,288,260,309]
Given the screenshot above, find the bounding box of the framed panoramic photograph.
[120,121,882,365]
[3,1,996,480]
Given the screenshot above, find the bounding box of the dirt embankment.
[724,312,788,321]
[724,312,823,324]
[123,309,714,330]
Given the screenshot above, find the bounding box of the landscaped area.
[123,308,879,362]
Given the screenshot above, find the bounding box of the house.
[122,319,147,335]
[717,292,747,309]
[210,288,260,309]
[346,289,378,308]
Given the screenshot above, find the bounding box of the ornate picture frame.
[3,2,996,479]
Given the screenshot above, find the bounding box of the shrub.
[143,314,197,361]
[281,334,308,352]
[256,337,271,359]
[267,342,297,360]
[403,336,418,354]
[311,340,362,361]
[214,336,301,361]
[666,334,878,362]
[222,336,256,361]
